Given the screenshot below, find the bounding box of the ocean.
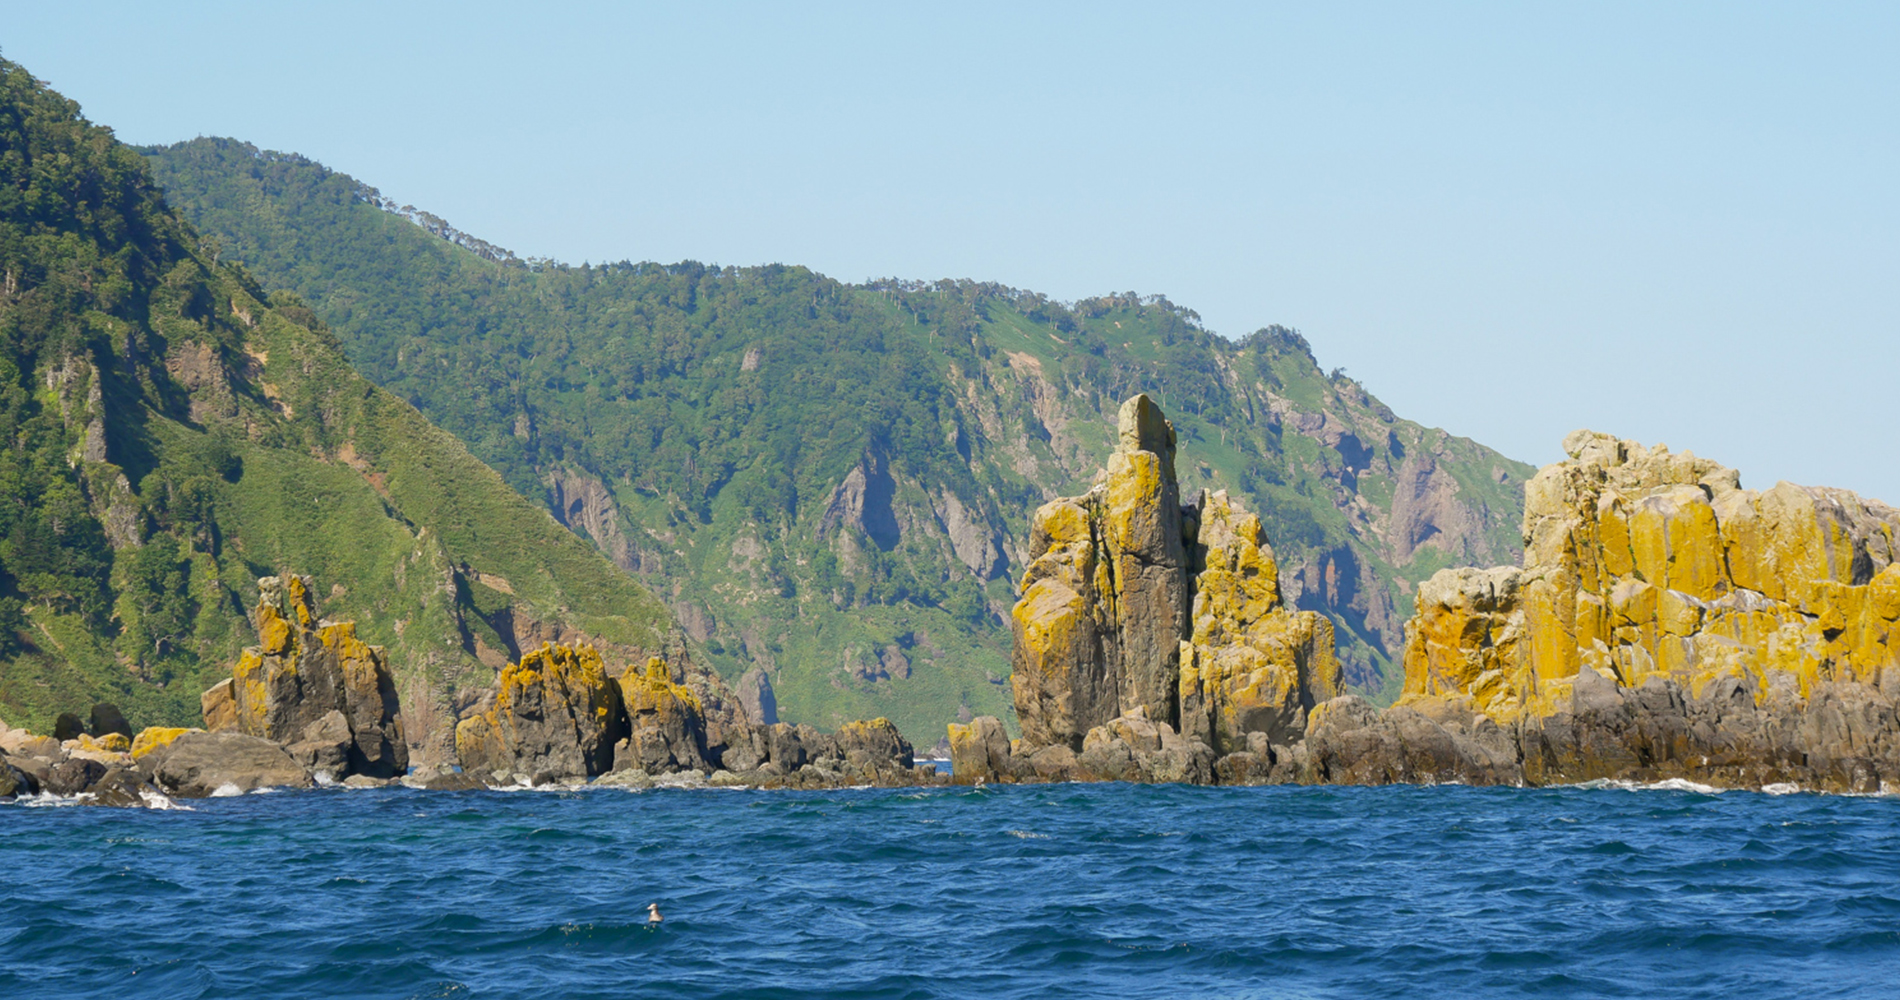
[4,781,1898,999]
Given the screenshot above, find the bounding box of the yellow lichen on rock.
[131,726,196,759]
[1177,491,1339,752]
[208,574,409,777]
[1399,431,1900,726]
[456,642,621,779]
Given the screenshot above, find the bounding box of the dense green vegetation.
[0,62,674,739]
[146,138,1534,741]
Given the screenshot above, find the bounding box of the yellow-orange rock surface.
[210,575,408,777]
[455,642,620,780]
[1402,429,1900,733]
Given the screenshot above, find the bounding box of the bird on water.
[647,902,663,925]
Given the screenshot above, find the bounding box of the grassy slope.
[0,65,672,740]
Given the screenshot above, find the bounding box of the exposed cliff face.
[1391,432,1900,790]
[990,395,1341,780]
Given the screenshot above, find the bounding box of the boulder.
[151,731,313,797]
[81,768,169,808]
[52,713,85,741]
[0,761,36,797]
[285,710,354,778]
[88,703,133,741]
[131,727,197,760]
[947,715,1010,783]
[220,575,408,777]
[455,642,621,781]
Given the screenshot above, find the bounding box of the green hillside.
[143,138,1534,743]
[0,62,674,755]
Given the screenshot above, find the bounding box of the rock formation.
[1386,431,1900,791]
[970,394,1342,783]
[215,575,408,778]
[452,640,935,789]
[455,642,623,782]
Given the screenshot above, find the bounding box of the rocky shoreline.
[8,397,1899,805]
[948,398,1900,794]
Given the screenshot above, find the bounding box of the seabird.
[647,902,663,925]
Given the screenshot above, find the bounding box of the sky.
[6,2,1897,501]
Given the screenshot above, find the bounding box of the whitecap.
[210,782,245,798]
[1761,782,1803,796]
[1007,829,1049,839]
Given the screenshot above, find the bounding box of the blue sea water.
[5,782,1900,999]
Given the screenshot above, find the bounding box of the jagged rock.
[218,575,408,777]
[1012,395,1189,749]
[738,667,778,726]
[995,394,1339,784]
[1178,491,1341,753]
[829,718,914,780]
[1398,432,1900,789]
[455,642,621,781]
[201,680,237,732]
[88,704,133,740]
[615,657,710,774]
[150,731,313,797]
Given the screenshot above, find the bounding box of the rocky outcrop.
[450,639,938,789]
[144,731,312,797]
[988,394,1342,782]
[1375,431,1900,791]
[0,718,177,806]
[614,656,711,774]
[455,642,622,782]
[220,575,408,778]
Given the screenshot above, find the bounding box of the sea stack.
[960,394,1342,782]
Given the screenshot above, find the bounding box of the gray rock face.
[150,731,313,797]
[738,668,778,726]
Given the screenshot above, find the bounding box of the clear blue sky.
[7,2,1897,501]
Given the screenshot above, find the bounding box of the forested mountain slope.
[145,138,1533,740]
[0,63,675,757]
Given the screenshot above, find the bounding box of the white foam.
[1761,782,1803,796]
[1569,777,1724,794]
[209,782,245,798]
